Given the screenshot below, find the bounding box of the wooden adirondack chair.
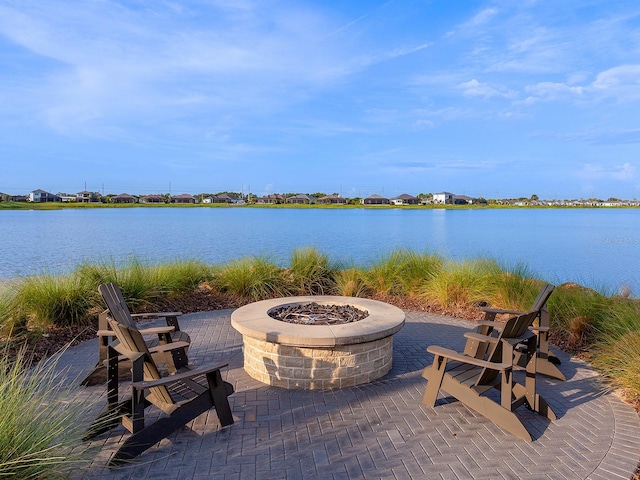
[422,310,556,441]
[85,318,234,466]
[82,283,192,384]
[462,283,565,380]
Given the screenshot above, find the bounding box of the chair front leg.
[422,355,447,407]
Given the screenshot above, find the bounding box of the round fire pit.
[231,296,405,389]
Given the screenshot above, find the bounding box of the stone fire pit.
[231,296,405,389]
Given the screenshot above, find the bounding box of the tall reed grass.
[76,258,212,310]
[13,274,94,330]
[421,257,503,308]
[0,346,96,478]
[219,256,291,301]
[287,247,336,295]
[366,250,443,296]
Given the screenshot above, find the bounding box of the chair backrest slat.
[531,283,555,313]
[108,319,174,406]
[98,283,137,328]
[477,310,538,385]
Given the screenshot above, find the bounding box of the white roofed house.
[77,191,102,203]
[432,192,454,204]
[29,189,61,202]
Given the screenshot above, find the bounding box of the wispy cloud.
[579,163,636,181]
[458,79,516,99]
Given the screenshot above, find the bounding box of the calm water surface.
[1,207,638,294]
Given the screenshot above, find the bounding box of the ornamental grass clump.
[591,300,640,398]
[288,247,336,295]
[219,256,291,301]
[393,250,444,296]
[13,274,94,330]
[366,249,441,297]
[486,264,544,311]
[0,284,20,336]
[421,257,502,308]
[0,347,95,478]
[546,284,612,348]
[332,268,371,298]
[76,258,161,310]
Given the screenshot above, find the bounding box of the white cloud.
[591,65,640,101]
[458,79,515,99]
[580,163,636,181]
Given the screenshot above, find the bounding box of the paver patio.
[60,309,640,479]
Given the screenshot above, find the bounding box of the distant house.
[171,194,196,204]
[29,189,61,203]
[362,194,390,205]
[317,194,347,205]
[77,191,102,203]
[390,193,419,206]
[286,194,316,205]
[432,192,454,204]
[453,195,474,205]
[257,194,285,204]
[112,193,136,204]
[211,193,234,204]
[140,194,164,204]
[60,195,77,202]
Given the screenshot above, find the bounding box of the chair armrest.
[149,341,189,353]
[502,333,536,346]
[131,312,182,318]
[99,326,175,336]
[529,326,549,333]
[138,326,175,335]
[427,345,511,371]
[476,320,505,328]
[108,341,189,362]
[482,307,525,316]
[133,362,230,389]
[463,332,499,344]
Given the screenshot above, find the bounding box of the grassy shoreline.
[1,249,639,400]
[1,200,637,210]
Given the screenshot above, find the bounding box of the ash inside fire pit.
[268,302,368,325]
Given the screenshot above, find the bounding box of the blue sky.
[1,1,639,200]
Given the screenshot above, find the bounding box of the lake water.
[1,207,638,295]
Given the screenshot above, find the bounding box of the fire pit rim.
[231,295,405,348]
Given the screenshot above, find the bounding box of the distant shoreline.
[1,202,638,211]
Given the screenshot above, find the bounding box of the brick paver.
[60,309,640,479]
